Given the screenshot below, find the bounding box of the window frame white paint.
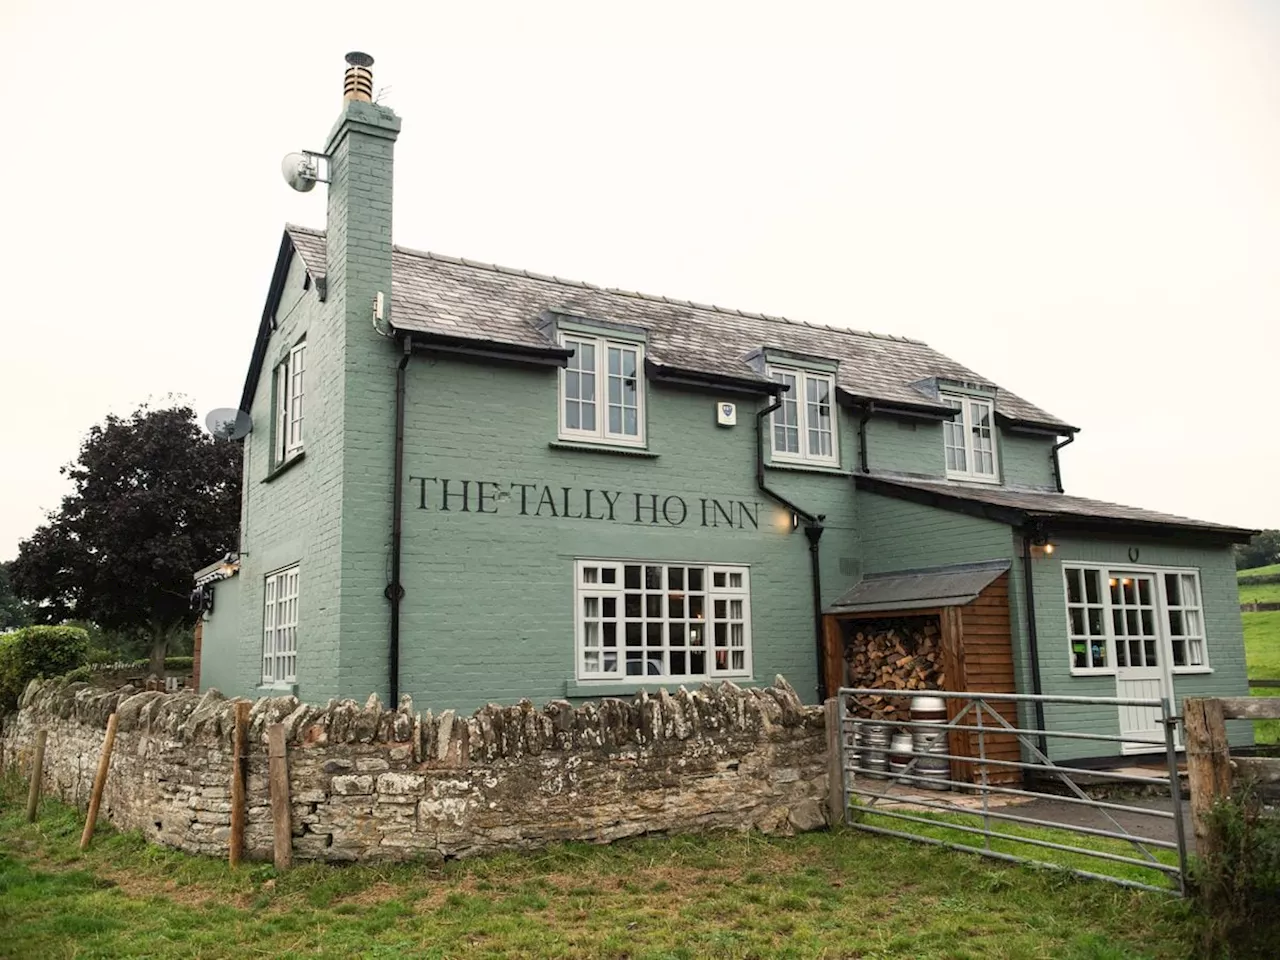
[275,341,306,464]
[941,393,998,483]
[767,365,839,467]
[1061,562,1211,678]
[573,558,752,683]
[557,333,646,447]
[261,564,300,686]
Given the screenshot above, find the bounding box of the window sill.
[1069,668,1115,678]
[263,450,306,483]
[944,471,1000,485]
[549,441,659,459]
[1172,667,1213,676]
[565,677,755,697]
[257,682,298,695]
[766,459,847,476]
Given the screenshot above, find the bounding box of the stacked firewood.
[844,617,944,722]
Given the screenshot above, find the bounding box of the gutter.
[755,396,828,701]
[386,337,412,705]
[1050,434,1075,494]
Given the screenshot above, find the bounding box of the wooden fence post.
[25,730,47,823]
[267,723,292,870]
[824,697,845,826]
[229,700,250,867]
[1184,697,1231,858]
[80,713,119,851]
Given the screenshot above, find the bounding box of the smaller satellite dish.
[281,152,319,193]
[205,408,253,441]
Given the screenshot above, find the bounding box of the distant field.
[1243,610,1280,745]
[1238,563,1280,579]
[1240,581,1280,605]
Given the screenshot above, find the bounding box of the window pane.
[1084,570,1101,604]
[1065,569,1081,604]
[1164,573,1180,605]
[1088,608,1105,637]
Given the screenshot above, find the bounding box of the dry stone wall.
[2,677,827,863]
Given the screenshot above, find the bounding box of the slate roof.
[284,225,1072,431]
[855,474,1256,541]
[827,560,1010,614]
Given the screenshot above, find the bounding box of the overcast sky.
[1,0,1276,561]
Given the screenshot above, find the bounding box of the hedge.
[0,625,90,712]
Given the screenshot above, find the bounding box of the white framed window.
[1062,564,1209,675]
[275,342,306,463]
[1164,571,1206,668]
[575,559,751,681]
[942,394,997,481]
[262,564,299,685]
[768,366,838,466]
[558,334,645,446]
[1065,567,1109,671]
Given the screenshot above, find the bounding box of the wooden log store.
[823,560,1022,785]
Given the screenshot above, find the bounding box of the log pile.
[844,616,944,722]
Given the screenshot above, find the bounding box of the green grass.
[0,775,1197,960]
[1242,609,1280,744]
[1237,563,1280,580]
[1239,581,1280,605]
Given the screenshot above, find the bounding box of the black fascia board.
[238,230,299,416]
[836,389,958,420]
[646,360,783,396]
[405,330,573,367]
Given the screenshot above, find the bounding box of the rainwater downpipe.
[1019,531,1051,777]
[386,337,412,706]
[1050,433,1075,494]
[756,397,828,701]
[857,402,873,474]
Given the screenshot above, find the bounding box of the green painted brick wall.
[397,359,863,713]
[198,575,241,694]
[1018,537,1253,760]
[862,412,1058,490]
[856,493,1016,574]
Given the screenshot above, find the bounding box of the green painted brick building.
[197,55,1255,762]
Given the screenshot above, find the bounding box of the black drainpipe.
[857,402,874,474]
[1019,530,1050,778]
[1050,434,1075,493]
[386,337,412,706]
[756,397,828,700]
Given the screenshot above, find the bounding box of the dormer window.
[559,333,645,447]
[767,366,838,467]
[942,394,998,481]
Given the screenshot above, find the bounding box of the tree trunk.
[148,623,167,679]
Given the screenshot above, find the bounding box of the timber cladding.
[824,573,1020,785]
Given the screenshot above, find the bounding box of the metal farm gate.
[834,688,1189,894]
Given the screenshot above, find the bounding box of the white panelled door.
[1110,574,1169,753]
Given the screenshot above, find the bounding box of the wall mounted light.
[791,512,800,531]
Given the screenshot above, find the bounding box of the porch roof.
[854,474,1256,543]
[827,560,1010,615]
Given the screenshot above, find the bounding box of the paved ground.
[1008,794,1192,851]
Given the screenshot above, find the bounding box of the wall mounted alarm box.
[716,402,737,426]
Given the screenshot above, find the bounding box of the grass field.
[0,776,1198,960]
[1238,563,1280,580]
[1239,581,1280,605]
[1244,609,1280,744]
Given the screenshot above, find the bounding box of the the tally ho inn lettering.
[407,476,762,529]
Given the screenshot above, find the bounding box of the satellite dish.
[205,408,253,441]
[281,152,319,192]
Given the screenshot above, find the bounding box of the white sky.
[1,0,1276,561]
